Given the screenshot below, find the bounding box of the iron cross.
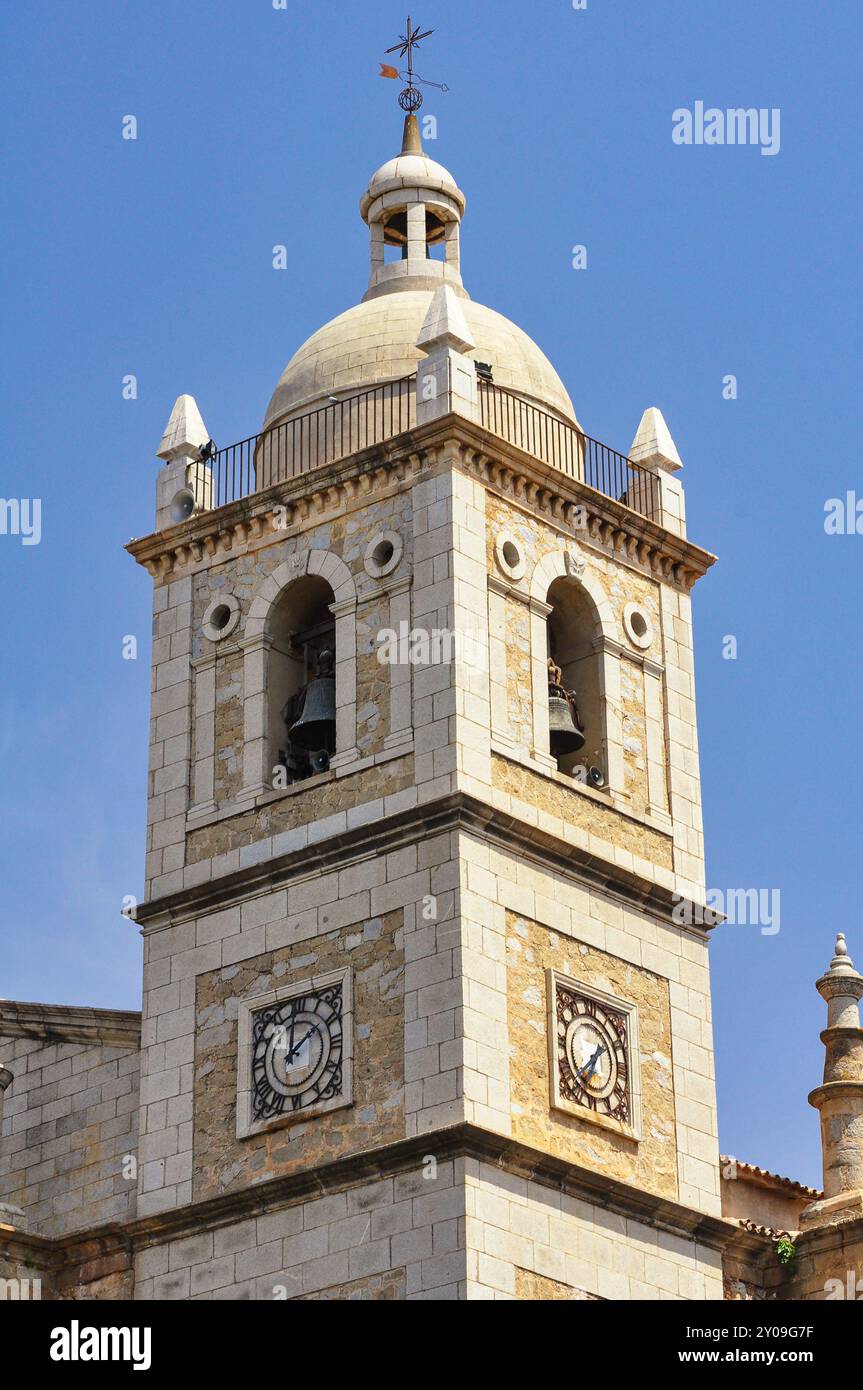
[386,16,433,88]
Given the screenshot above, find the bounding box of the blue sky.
[1,1,859,1190]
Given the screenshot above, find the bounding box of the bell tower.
[126,95,725,1301]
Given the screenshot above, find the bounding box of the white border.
[364,529,403,579]
[622,601,653,651]
[236,966,353,1139]
[494,531,526,582]
[202,593,241,642]
[547,968,642,1141]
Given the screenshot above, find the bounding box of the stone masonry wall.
[136,828,461,1219]
[134,1161,465,1300]
[146,459,470,902]
[506,911,678,1200]
[192,494,412,803]
[474,488,704,903]
[193,910,405,1200]
[212,648,244,805]
[0,1035,139,1239]
[466,1162,724,1300]
[783,1221,863,1301]
[486,494,664,823]
[454,830,720,1217]
[491,755,674,870]
[185,754,415,864]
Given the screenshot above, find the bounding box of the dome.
[263,115,579,434]
[360,153,465,219]
[263,290,578,431]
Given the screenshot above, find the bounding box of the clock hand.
[577,1044,605,1083]
[285,1027,315,1065]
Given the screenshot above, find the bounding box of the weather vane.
[380,16,449,113]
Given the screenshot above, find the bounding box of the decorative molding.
[190,651,221,673]
[563,545,587,580]
[0,1004,141,1049]
[125,416,715,596]
[593,634,665,674]
[139,790,696,943]
[237,633,273,654]
[527,595,553,619]
[329,596,358,620]
[127,445,433,581]
[487,572,533,609]
[0,1126,746,1273]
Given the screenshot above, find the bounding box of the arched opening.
[546,577,604,780]
[268,576,336,784]
[382,206,448,261]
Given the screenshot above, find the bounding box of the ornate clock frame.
[236,967,353,1139]
[547,969,642,1141]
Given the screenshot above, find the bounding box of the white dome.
[360,153,465,218]
[264,290,578,431]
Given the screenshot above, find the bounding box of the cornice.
[0,1003,141,1048]
[126,416,716,593]
[126,437,431,580]
[444,416,716,590]
[0,1125,741,1270]
[135,789,704,940]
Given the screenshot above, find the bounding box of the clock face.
[555,981,631,1127]
[250,983,344,1121]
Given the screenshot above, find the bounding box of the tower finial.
[383,16,448,118]
[830,932,853,970]
[385,16,434,114]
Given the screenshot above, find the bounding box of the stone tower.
[124,113,724,1301]
[801,934,863,1228]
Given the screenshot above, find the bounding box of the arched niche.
[546,576,604,777]
[241,551,359,799]
[528,549,621,791]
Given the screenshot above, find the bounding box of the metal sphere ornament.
[399,84,423,113]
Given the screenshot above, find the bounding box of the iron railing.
[205,372,658,521]
[210,375,417,508]
[477,379,659,521]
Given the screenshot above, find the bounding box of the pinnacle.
[629,407,683,474]
[156,394,209,463]
[401,113,423,156]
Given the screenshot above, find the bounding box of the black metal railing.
[205,372,658,522]
[210,375,418,508]
[477,379,659,521]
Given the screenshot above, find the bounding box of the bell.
[288,650,337,753]
[548,683,586,757]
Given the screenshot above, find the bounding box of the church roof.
[263,292,578,432]
[263,115,578,432]
[720,1156,821,1200]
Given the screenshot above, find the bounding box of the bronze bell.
[289,649,337,753]
[547,658,585,757]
